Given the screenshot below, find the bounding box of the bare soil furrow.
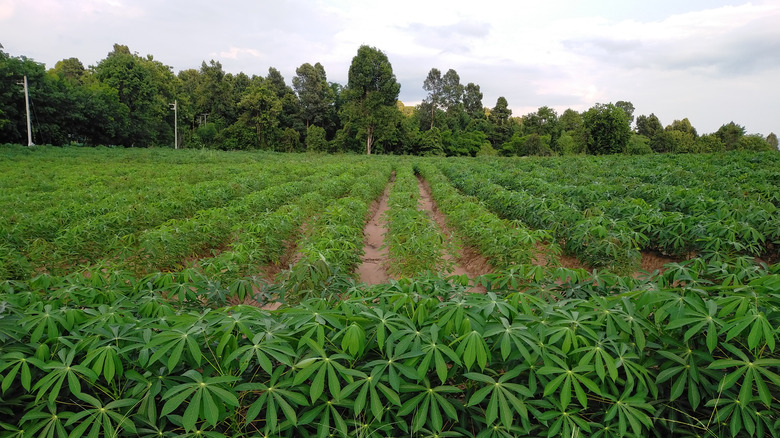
[416,176,491,283]
[357,178,393,285]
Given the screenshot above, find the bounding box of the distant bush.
[625,134,652,155]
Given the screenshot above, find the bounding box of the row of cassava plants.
[281,162,394,301]
[439,160,645,272]
[383,164,454,277]
[128,164,353,273]
[415,161,551,270]
[474,153,779,260]
[1,257,779,437]
[0,149,343,278]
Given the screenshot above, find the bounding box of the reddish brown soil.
[416,177,491,291]
[532,242,589,271]
[635,250,682,278]
[357,179,393,285]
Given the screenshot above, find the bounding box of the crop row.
[283,161,393,300]
[128,164,353,273]
[0,158,322,277]
[439,161,644,272]
[478,156,779,259]
[383,164,453,277]
[416,161,550,270]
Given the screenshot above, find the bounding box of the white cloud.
[0,0,15,21]
[216,47,263,60]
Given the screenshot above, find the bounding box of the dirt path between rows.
[357,178,393,285]
[416,177,492,286]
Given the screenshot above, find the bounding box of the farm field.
[1,145,780,437]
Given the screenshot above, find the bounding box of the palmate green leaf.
[32,349,98,404]
[341,367,401,422]
[146,324,204,371]
[483,317,539,361]
[360,306,407,351]
[536,400,591,438]
[665,297,723,353]
[363,341,420,392]
[125,369,165,427]
[603,390,654,437]
[465,368,532,430]
[710,348,780,407]
[399,379,461,433]
[22,303,69,343]
[455,330,489,371]
[160,370,239,431]
[293,341,357,403]
[538,360,600,409]
[81,344,126,383]
[65,393,138,438]
[572,338,619,383]
[19,403,74,438]
[341,322,366,358]
[224,332,295,374]
[0,351,44,393]
[415,324,461,384]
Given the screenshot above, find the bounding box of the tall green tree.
[583,103,631,155]
[194,60,236,128]
[236,83,281,149]
[767,132,778,150]
[635,113,663,138]
[93,44,177,147]
[522,106,560,150]
[51,58,87,85]
[715,122,746,150]
[292,62,335,129]
[441,69,463,110]
[488,96,514,147]
[265,67,304,139]
[615,100,635,126]
[341,45,401,155]
[422,68,444,130]
[463,82,484,119]
[665,118,698,138]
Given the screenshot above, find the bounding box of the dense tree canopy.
[0,44,775,155]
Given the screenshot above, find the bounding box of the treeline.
[1,43,777,155]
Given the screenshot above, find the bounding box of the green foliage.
[636,113,663,138]
[583,103,632,155]
[767,132,778,150]
[384,165,452,276]
[342,45,401,154]
[697,133,726,153]
[306,124,328,152]
[666,130,698,153]
[716,122,747,150]
[625,134,652,155]
[1,258,780,437]
[736,134,774,151]
[1,148,780,437]
[475,141,497,157]
[556,131,582,155]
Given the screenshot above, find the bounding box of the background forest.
[1,43,777,155]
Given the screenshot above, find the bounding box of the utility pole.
[169,100,178,149]
[17,75,33,146]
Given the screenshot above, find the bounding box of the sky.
[2,0,779,136]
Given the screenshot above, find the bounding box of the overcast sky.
[2,0,779,136]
